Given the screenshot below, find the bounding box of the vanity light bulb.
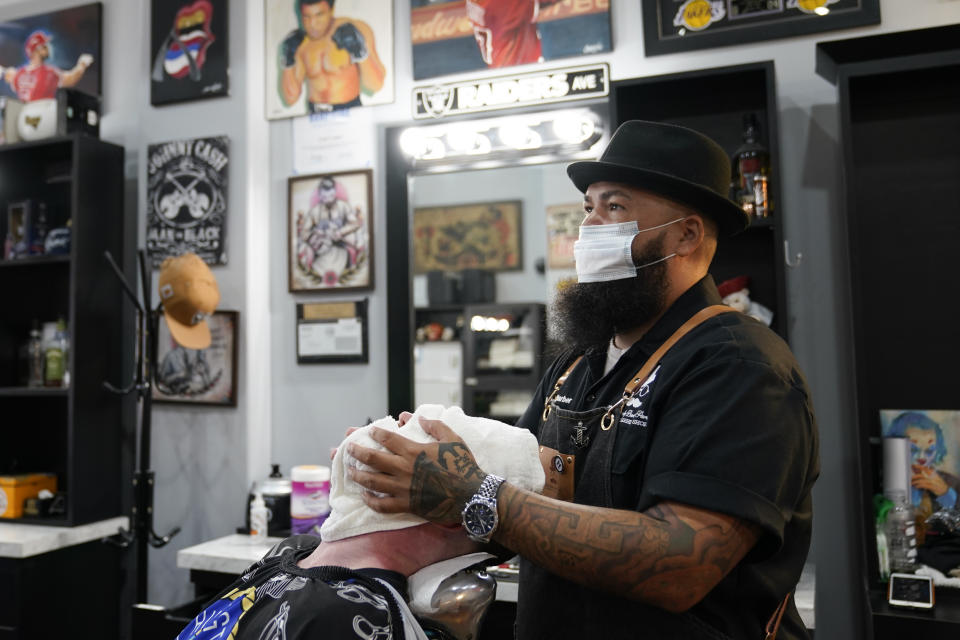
[471,315,486,331]
[814,6,829,15]
[485,317,498,331]
[499,121,542,150]
[497,319,510,331]
[553,114,594,144]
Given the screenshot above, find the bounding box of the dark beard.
[551,235,669,353]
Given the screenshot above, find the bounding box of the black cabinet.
[611,61,788,341]
[0,135,130,528]
[816,24,960,638]
[462,303,545,423]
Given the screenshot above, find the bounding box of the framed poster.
[150,0,229,105]
[146,136,229,268]
[296,299,368,364]
[0,2,101,102]
[410,0,611,81]
[545,202,582,269]
[288,169,373,292]
[154,310,238,406]
[412,201,522,274]
[642,0,881,56]
[265,0,394,120]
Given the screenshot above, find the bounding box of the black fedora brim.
[567,160,750,237]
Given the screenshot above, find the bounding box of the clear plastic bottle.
[249,492,268,541]
[885,496,918,573]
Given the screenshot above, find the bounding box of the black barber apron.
[516,398,735,640]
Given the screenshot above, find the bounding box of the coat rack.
[101,248,180,603]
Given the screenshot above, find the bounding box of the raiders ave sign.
[413,63,609,119]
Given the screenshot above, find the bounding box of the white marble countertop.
[177,533,282,574]
[0,516,129,558]
[176,533,815,625]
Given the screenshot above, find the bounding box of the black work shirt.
[515,275,820,640]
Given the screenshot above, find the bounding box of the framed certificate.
[296,299,368,364]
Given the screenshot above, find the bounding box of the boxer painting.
[266,0,394,119]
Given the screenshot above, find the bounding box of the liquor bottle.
[44,317,69,388]
[27,321,44,387]
[733,113,772,218]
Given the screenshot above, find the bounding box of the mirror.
[384,105,609,417]
[408,163,581,420]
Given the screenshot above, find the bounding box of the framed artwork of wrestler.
[412,200,522,274]
[150,0,229,106]
[154,310,239,406]
[288,169,374,292]
[265,0,394,120]
[0,2,101,103]
[410,0,611,81]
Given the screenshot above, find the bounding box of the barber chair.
[412,565,498,640]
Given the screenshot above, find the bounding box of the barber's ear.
[673,215,706,257]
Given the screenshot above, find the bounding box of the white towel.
[320,404,545,542]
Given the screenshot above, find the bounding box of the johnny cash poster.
[150,0,229,105]
[147,136,229,267]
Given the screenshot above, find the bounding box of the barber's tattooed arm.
[496,485,759,612]
[347,420,486,526]
[410,443,486,523]
[348,418,757,612]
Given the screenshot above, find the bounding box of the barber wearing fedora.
[349,121,820,639]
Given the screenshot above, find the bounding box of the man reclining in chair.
[176,405,544,640]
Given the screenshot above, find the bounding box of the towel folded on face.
[320,404,545,542]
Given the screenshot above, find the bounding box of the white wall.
[0,0,957,635]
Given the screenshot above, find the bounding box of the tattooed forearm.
[496,485,758,612]
[409,449,484,525]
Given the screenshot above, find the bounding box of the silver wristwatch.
[461,474,505,543]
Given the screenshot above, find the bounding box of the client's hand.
[348,418,486,526]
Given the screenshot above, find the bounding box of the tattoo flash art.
[150,0,229,105]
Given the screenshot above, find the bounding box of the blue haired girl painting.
[882,410,960,541]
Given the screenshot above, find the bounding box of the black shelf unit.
[461,302,545,422]
[816,25,960,639]
[0,135,130,528]
[611,61,788,342]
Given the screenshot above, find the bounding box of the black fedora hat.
[567,120,749,236]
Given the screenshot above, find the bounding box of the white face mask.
[573,218,685,283]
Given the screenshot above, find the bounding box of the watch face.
[463,502,495,537]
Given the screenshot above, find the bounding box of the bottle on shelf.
[885,494,918,574]
[44,317,69,388]
[249,492,268,541]
[732,113,772,219]
[27,321,44,387]
[30,203,48,256]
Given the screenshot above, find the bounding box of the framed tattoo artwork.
[150,0,229,106]
[642,0,881,56]
[0,2,101,102]
[265,0,394,120]
[412,200,522,274]
[153,310,239,406]
[545,202,582,270]
[288,169,374,292]
[410,0,611,81]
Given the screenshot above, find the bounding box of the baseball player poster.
[410,0,612,81]
[150,0,229,106]
[265,0,394,120]
[146,136,230,268]
[0,2,101,103]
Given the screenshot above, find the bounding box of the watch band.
[475,474,505,502]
